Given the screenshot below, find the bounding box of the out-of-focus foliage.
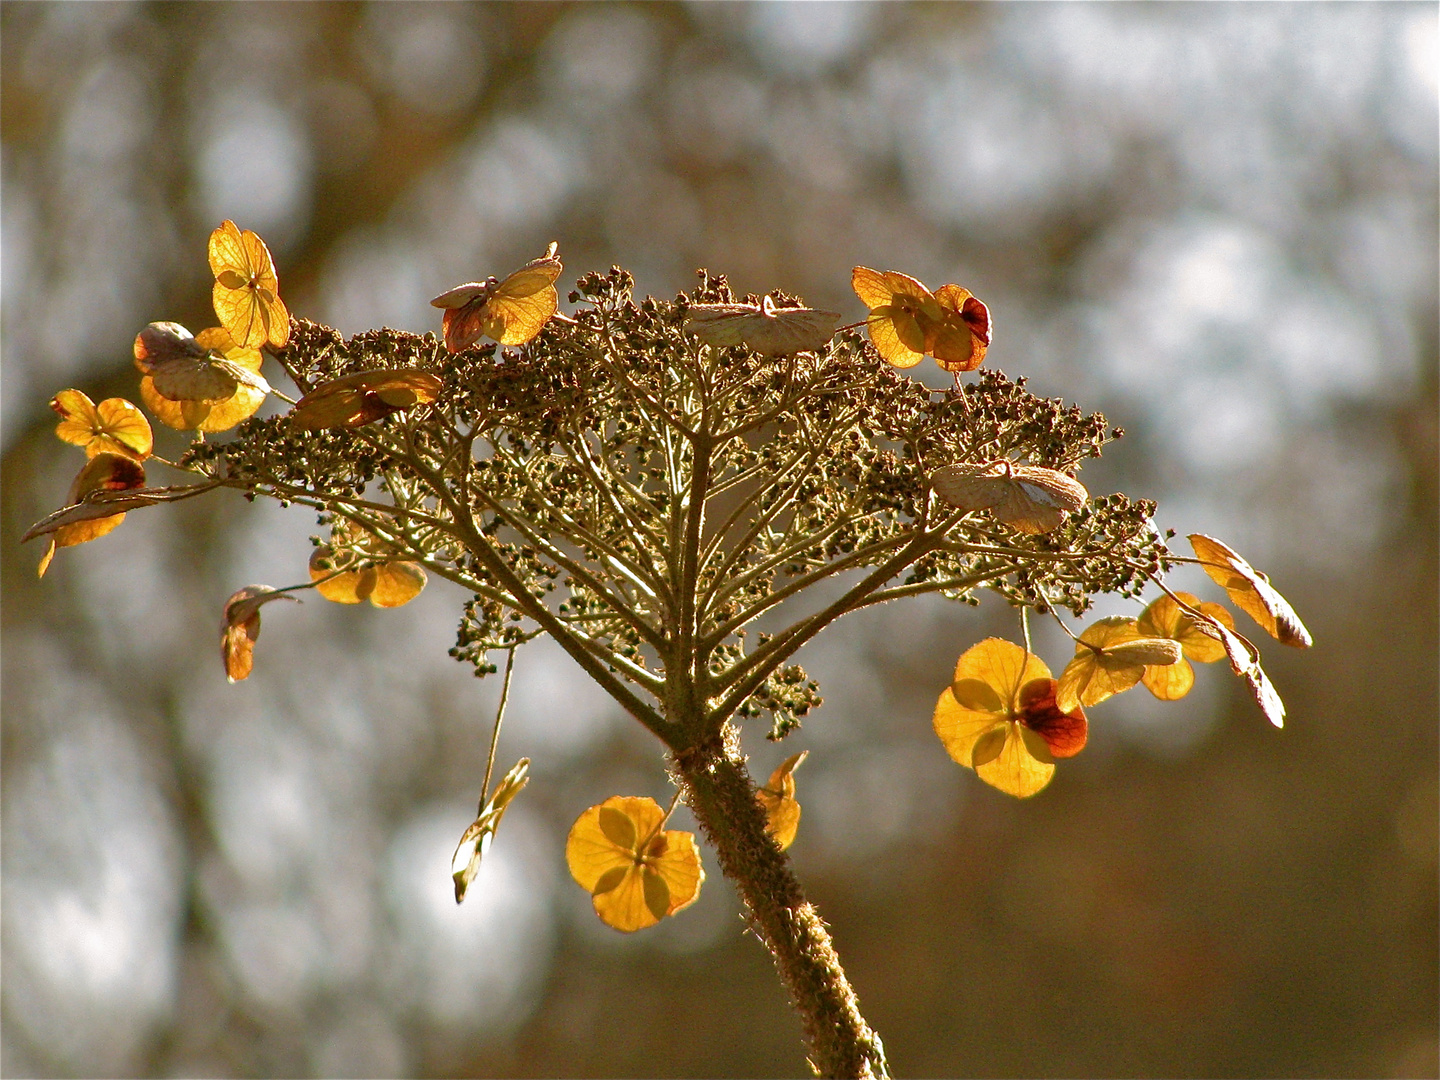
[2,3,1434,1078]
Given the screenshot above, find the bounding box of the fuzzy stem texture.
[674,732,889,1079]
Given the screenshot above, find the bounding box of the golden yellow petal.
[485,287,559,346]
[974,723,1055,798]
[757,750,807,850]
[141,375,266,434]
[367,562,426,608]
[53,513,126,550]
[565,796,665,894]
[50,389,101,446]
[140,377,217,431]
[194,326,264,372]
[91,398,153,459]
[646,830,704,916]
[866,311,926,368]
[934,685,1007,770]
[850,266,894,309]
[212,282,267,350]
[879,270,940,312]
[494,259,563,302]
[954,636,1052,706]
[150,359,240,403]
[1056,618,1146,711]
[590,863,661,932]
[1141,657,1196,701]
[208,220,249,280]
[310,545,367,603]
[1137,592,1234,664]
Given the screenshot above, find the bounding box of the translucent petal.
[50,390,152,460]
[208,220,289,349]
[565,796,703,932]
[934,638,1051,769]
[433,245,562,352]
[140,375,267,433]
[367,562,426,608]
[757,750,807,850]
[974,724,1055,798]
[866,311,926,368]
[1137,592,1233,665]
[1190,535,1312,648]
[1141,657,1197,700]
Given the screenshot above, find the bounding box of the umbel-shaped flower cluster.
[26,226,1310,1078]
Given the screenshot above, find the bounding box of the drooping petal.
[33,453,146,576]
[220,585,300,683]
[757,750,808,850]
[1189,535,1311,648]
[1197,618,1288,728]
[452,758,531,903]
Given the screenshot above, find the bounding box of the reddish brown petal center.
[960,296,992,345]
[1015,677,1088,759]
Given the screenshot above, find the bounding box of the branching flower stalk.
[28,236,1311,1078]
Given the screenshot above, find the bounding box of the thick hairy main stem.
[673,731,889,1080]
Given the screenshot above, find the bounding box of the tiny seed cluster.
[187,265,1172,735]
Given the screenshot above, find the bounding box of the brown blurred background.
[3,3,1436,1077]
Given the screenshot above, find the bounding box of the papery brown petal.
[931,461,1009,511]
[23,479,220,544]
[440,302,490,354]
[290,369,442,429]
[685,300,840,356]
[134,322,208,373]
[1195,616,1287,728]
[430,279,497,310]
[1189,535,1312,648]
[960,295,991,346]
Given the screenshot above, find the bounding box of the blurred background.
[3,3,1436,1077]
